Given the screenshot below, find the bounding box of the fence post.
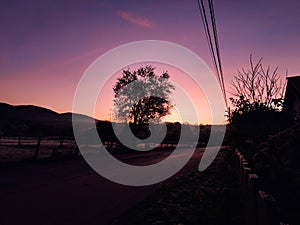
[74,145,79,156]
[59,136,64,147]
[34,136,41,160]
[235,149,241,175]
[242,167,252,216]
[239,159,250,202]
[246,174,260,225]
[18,136,21,146]
[257,190,279,225]
[235,150,283,225]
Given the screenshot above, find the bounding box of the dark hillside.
[0,102,96,136]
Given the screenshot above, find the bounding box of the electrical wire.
[197,0,228,108]
[208,0,227,107]
[197,0,222,86]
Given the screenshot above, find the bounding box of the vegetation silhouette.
[113,65,175,139]
[227,55,289,156]
[227,56,300,223]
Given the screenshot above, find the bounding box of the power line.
[197,0,228,108]
[208,0,228,107]
[197,0,222,86]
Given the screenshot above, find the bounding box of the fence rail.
[0,136,76,147]
[0,136,201,163]
[235,149,291,225]
[0,136,78,162]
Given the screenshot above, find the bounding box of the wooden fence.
[235,149,290,225]
[0,136,199,162]
[0,136,76,147]
[0,136,78,161]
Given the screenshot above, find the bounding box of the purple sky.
[1,0,299,123]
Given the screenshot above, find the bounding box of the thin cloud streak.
[117,11,155,28]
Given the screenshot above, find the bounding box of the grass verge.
[112,148,243,225]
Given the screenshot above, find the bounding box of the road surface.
[0,147,213,225]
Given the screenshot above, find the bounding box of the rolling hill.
[0,102,96,136]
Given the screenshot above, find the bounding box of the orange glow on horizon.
[94,62,225,125]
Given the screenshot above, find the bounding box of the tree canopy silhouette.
[227,55,289,156]
[228,55,287,124]
[113,65,175,134]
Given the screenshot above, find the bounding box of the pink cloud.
[117,11,155,28]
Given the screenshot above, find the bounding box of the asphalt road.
[0,147,210,225]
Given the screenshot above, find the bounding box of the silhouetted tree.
[228,55,287,124]
[229,55,286,111]
[227,56,288,156]
[113,65,175,135]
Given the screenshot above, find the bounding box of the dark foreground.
[0,147,242,225]
[113,148,242,225]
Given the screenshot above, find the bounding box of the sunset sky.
[1,0,299,124]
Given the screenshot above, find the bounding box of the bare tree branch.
[229,55,286,110]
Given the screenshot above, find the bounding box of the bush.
[253,123,300,192]
[227,96,289,160]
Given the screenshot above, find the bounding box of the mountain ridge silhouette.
[0,102,96,136]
